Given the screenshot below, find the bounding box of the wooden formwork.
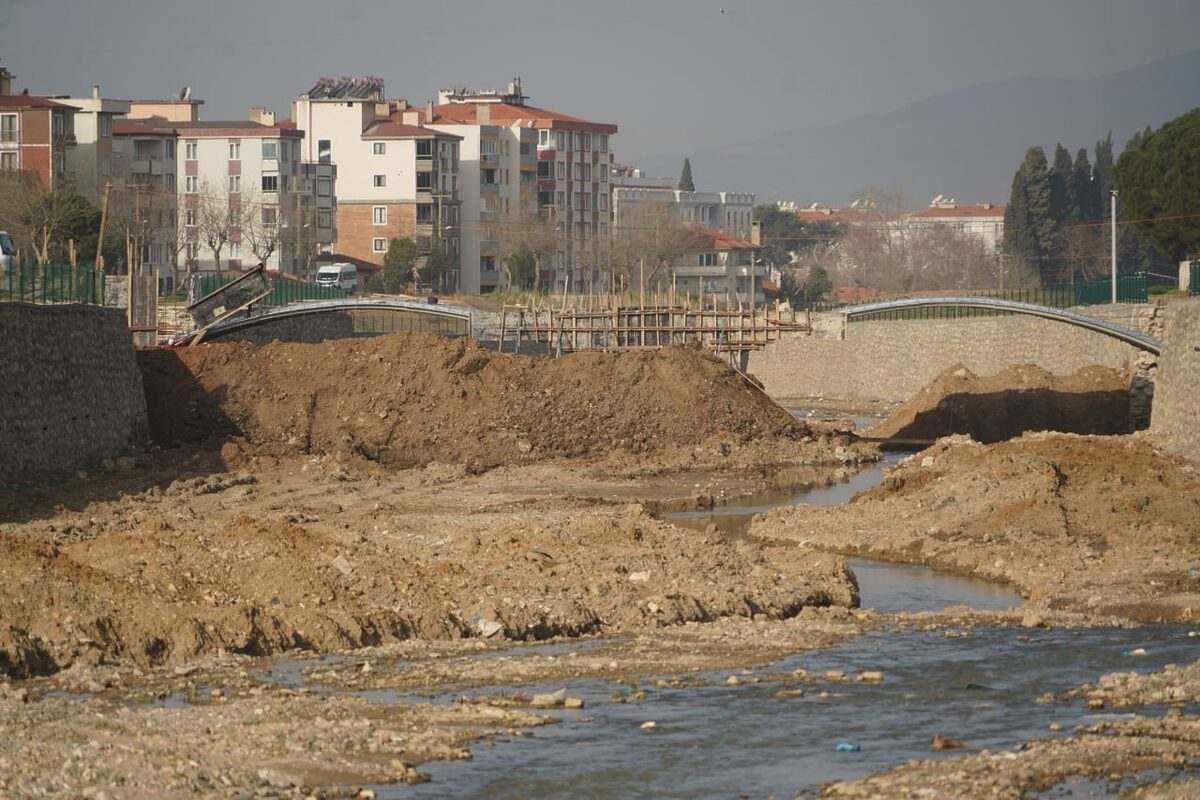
[500,299,810,357]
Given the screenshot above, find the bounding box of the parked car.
[315,263,357,293]
[0,231,14,272]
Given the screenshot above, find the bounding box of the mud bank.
[752,432,1200,623]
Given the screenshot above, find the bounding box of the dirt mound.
[752,433,1200,622]
[865,363,1133,445]
[139,334,864,469]
[0,491,857,679]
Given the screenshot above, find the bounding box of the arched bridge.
[189,297,472,344]
[839,296,1161,356]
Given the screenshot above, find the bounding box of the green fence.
[1191,261,1199,297]
[194,272,345,307]
[1,259,105,305]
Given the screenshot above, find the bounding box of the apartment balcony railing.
[479,180,500,193]
[0,131,17,145]
[479,210,500,222]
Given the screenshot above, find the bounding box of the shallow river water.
[363,446,1195,798]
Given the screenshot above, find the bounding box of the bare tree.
[196,182,234,274]
[498,216,558,290]
[0,173,93,264]
[611,202,701,291]
[240,188,282,267]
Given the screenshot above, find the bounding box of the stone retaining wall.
[0,304,148,482]
[1151,298,1200,463]
[747,310,1147,404]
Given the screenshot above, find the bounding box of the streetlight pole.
[1110,189,1118,304]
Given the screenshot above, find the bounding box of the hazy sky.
[3,0,1198,163]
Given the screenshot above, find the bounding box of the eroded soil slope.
[752,433,1200,622]
[140,334,866,469]
[865,363,1133,444]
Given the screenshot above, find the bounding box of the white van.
[0,231,14,272]
[315,263,357,293]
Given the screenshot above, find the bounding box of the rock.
[257,768,296,788]
[921,456,936,468]
[628,571,650,583]
[640,721,656,729]
[1020,611,1047,629]
[564,697,585,710]
[1049,723,1063,732]
[331,554,353,576]
[824,670,846,681]
[355,790,377,799]
[931,734,967,751]
[857,671,884,683]
[776,688,806,698]
[531,689,566,708]
[477,619,504,638]
[725,675,741,686]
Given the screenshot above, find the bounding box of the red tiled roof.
[362,120,461,140]
[912,204,1005,219]
[690,227,758,250]
[0,95,71,109]
[430,102,617,134]
[792,208,881,225]
[113,121,177,137]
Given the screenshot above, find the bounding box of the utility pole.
[95,180,112,270]
[294,189,302,279]
[1110,190,1118,304]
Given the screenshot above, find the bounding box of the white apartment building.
[58,84,129,204]
[111,119,179,291]
[432,79,617,293]
[291,79,461,287]
[906,196,1006,252]
[612,187,755,239]
[425,109,539,293]
[170,119,307,274]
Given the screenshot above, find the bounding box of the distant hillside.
[636,50,1200,207]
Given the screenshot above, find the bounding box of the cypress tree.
[1094,132,1115,198]
[1072,148,1095,224]
[678,158,695,192]
[1003,147,1055,281]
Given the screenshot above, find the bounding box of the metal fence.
[845,273,1150,323]
[0,259,106,305]
[193,273,345,307]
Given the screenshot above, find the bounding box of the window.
[600,168,607,183]
[100,155,111,175]
[556,191,564,208]
[317,177,331,197]
[537,161,552,179]
[372,206,387,225]
[556,131,564,150]
[416,139,432,157]
[538,129,550,147]
[600,135,608,152]
[228,175,241,193]
[416,172,432,190]
[185,241,198,260]
[262,174,278,192]
[165,173,175,191]
[373,238,387,253]
[583,163,591,181]
[0,152,16,173]
[599,193,607,212]
[480,139,498,156]
[228,141,240,160]
[318,210,331,228]
[698,253,717,267]
[185,208,197,226]
[185,141,197,160]
[261,207,276,225]
[317,139,331,163]
[262,140,277,160]
[229,243,240,260]
[572,163,581,180]
[416,203,433,223]
[556,162,565,180]
[99,116,111,137]
[279,141,288,161]
[581,192,590,211]
[582,134,591,150]
[0,114,15,143]
[373,174,386,187]
[52,113,64,136]
[134,140,156,160]
[185,175,198,193]
[373,142,386,155]
[165,140,175,159]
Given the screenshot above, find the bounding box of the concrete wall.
[748,309,1148,404]
[1151,298,1200,463]
[0,304,148,482]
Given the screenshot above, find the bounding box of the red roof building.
[0,93,77,189]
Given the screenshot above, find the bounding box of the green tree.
[677,158,695,192]
[381,237,417,293]
[1093,131,1115,198]
[419,240,453,291]
[1071,148,1097,225]
[1002,147,1055,281]
[1115,109,1200,262]
[803,264,832,304]
[506,243,537,290]
[752,204,846,268]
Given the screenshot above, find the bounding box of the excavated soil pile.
[139,334,856,469]
[752,433,1200,622]
[0,467,857,678]
[865,363,1133,445]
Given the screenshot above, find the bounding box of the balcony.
[479,180,500,194]
[479,151,499,167]
[479,210,500,222]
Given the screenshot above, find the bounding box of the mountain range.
[635,49,1200,208]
